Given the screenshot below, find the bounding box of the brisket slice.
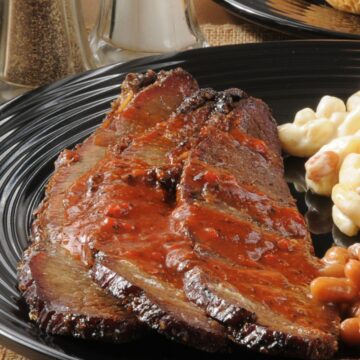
[18,243,142,342]
[62,87,338,357]
[93,256,227,352]
[34,68,198,245]
[63,90,248,351]
[21,68,340,359]
[205,93,282,157]
[19,69,198,341]
[172,125,339,359]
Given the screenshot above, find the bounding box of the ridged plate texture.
[1,41,360,359]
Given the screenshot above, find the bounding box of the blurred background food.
[326,0,360,14]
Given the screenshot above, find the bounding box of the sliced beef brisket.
[173,126,339,359]
[19,69,198,341]
[63,91,239,351]
[18,243,143,342]
[18,68,340,358]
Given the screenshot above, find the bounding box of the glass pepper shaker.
[0,0,94,89]
[89,0,208,66]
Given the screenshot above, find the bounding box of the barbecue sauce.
[61,130,338,337]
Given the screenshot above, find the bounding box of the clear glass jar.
[0,0,94,89]
[89,0,207,66]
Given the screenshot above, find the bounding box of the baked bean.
[345,260,360,288]
[313,245,360,345]
[322,246,349,265]
[341,317,360,346]
[310,277,358,303]
[349,243,360,260]
[319,263,345,277]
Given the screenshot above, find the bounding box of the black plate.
[1,41,360,360]
[215,0,360,39]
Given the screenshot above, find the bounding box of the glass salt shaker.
[89,0,207,66]
[0,0,94,93]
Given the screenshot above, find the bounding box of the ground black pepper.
[1,0,93,87]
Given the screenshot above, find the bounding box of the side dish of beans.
[311,244,360,345]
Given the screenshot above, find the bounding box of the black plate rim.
[214,0,360,39]
[1,37,360,113]
[1,39,360,360]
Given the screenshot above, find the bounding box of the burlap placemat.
[0,348,27,360]
[0,22,289,360]
[201,23,291,45]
